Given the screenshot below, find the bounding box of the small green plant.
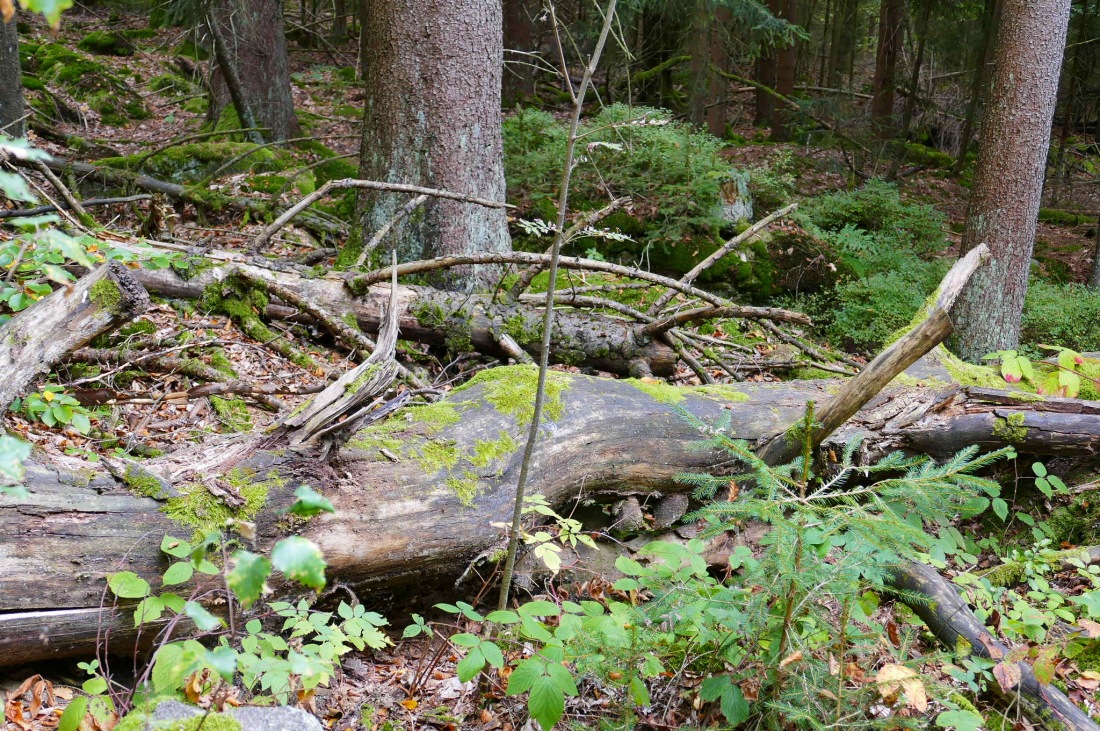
[13,385,95,433]
[91,485,389,728]
[986,346,1099,398]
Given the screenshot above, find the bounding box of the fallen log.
[2,368,1099,665]
[128,254,680,377]
[0,261,150,412]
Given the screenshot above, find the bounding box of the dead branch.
[354,193,429,267]
[250,178,514,252]
[0,194,153,219]
[637,304,811,339]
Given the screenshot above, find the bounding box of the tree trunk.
[502,0,536,107]
[771,0,798,141]
[687,1,731,137]
[754,0,780,127]
[870,0,903,137]
[206,0,301,141]
[332,0,347,42]
[948,0,1072,362]
[0,14,23,137]
[4,366,1100,665]
[896,0,931,140]
[356,0,510,291]
[826,0,857,88]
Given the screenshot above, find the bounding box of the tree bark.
[948,0,1072,362]
[0,14,23,137]
[870,0,903,137]
[952,0,1000,174]
[206,0,301,141]
[770,0,798,141]
[754,0,780,127]
[3,367,1100,665]
[0,262,150,413]
[826,0,857,88]
[126,253,679,377]
[356,0,510,291]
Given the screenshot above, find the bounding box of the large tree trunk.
[770,0,797,141]
[4,365,1100,666]
[948,0,1072,362]
[0,14,23,137]
[206,0,301,142]
[754,0,780,127]
[356,0,510,291]
[826,0,857,88]
[870,0,903,137]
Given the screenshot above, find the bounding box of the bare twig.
[0,194,152,219]
[251,178,514,252]
[35,161,92,226]
[349,252,808,326]
[354,194,429,267]
[637,304,811,339]
[647,202,798,315]
[506,195,631,300]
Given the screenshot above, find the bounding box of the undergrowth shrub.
[503,104,744,272]
[1022,280,1100,353]
[782,180,950,351]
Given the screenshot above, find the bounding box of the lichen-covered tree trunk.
[206,0,301,141]
[0,14,24,137]
[355,0,510,291]
[948,0,1072,362]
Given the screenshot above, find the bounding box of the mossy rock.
[902,141,955,170]
[147,73,197,96]
[99,142,296,184]
[78,30,135,56]
[35,44,149,125]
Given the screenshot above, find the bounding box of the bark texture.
[4,369,1100,665]
[948,0,1072,361]
[870,0,903,135]
[207,0,301,141]
[502,0,536,106]
[770,0,797,141]
[357,0,511,291]
[0,15,23,136]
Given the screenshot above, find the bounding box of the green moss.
[625,378,684,405]
[686,384,750,402]
[345,364,381,396]
[90,278,123,314]
[503,313,541,346]
[790,366,838,380]
[452,365,571,426]
[122,464,171,500]
[445,471,482,507]
[470,431,519,469]
[341,313,360,331]
[201,277,318,372]
[162,467,277,538]
[119,319,157,338]
[101,143,294,184]
[210,396,252,432]
[208,349,237,377]
[938,346,1012,389]
[409,401,463,428]
[78,30,134,56]
[991,412,1027,443]
[345,418,409,459]
[35,44,148,125]
[21,74,45,91]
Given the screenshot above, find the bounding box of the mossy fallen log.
[1,366,1099,665]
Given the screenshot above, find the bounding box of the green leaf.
[82,676,107,695]
[205,645,237,682]
[162,561,194,586]
[160,593,186,613]
[484,610,520,624]
[481,640,505,668]
[991,498,1008,522]
[287,484,336,518]
[527,672,567,731]
[1036,477,1053,498]
[517,600,561,617]
[57,696,88,731]
[456,647,486,682]
[629,676,650,707]
[272,536,326,590]
[506,658,542,695]
[19,0,74,27]
[1032,462,1048,478]
[700,675,749,725]
[70,412,92,434]
[226,550,271,608]
[614,555,644,575]
[936,710,984,731]
[133,596,165,627]
[0,435,31,483]
[1070,590,1100,619]
[107,571,150,599]
[184,601,222,631]
[160,535,193,558]
[450,633,481,648]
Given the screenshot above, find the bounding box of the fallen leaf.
[875,664,927,712]
[993,661,1022,692]
[400,698,418,711]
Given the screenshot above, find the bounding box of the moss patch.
[210,396,252,432]
[451,365,572,426]
[100,142,295,184]
[470,431,519,470]
[991,412,1027,443]
[90,278,123,314]
[625,378,684,405]
[34,43,149,126]
[686,384,750,402]
[162,467,278,538]
[122,464,172,500]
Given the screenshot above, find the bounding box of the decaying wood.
[128,254,680,377]
[2,370,1099,665]
[757,243,990,464]
[0,261,149,413]
[892,561,1097,731]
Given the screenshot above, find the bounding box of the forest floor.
[3,7,1100,731]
